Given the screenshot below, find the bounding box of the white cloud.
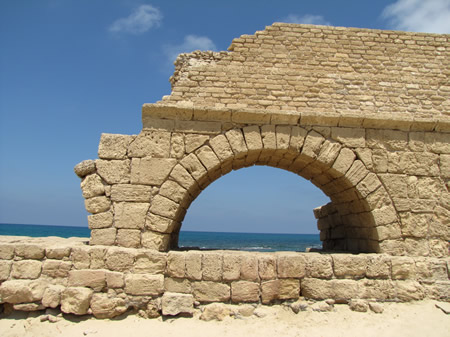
[109,5,162,34]
[382,0,450,34]
[164,35,217,62]
[281,14,331,26]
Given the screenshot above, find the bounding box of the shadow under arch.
[155,126,401,253]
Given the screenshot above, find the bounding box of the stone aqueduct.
[0,24,449,317]
[78,23,449,257]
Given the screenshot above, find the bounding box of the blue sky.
[1,0,449,234]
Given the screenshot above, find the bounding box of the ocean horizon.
[0,223,321,252]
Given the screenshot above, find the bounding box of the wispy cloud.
[109,5,162,34]
[382,0,450,34]
[163,35,217,62]
[281,14,331,26]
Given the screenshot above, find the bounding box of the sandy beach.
[1,300,449,337]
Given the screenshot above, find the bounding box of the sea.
[0,223,321,252]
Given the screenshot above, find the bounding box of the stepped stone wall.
[0,237,448,318]
[72,23,449,257]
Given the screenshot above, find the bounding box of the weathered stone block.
[88,211,113,229]
[149,195,180,220]
[162,292,194,316]
[114,202,148,229]
[127,131,171,158]
[169,164,201,196]
[61,287,94,315]
[306,254,333,279]
[81,174,105,199]
[141,231,170,251]
[209,134,234,161]
[289,126,307,152]
[261,279,300,303]
[131,157,177,185]
[226,129,247,156]
[105,271,124,288]
[185,251,202,280]
[192,281,230,302]
[85,195,111,214]
[68,270,106,291]
[0,244,15,260]
[392,257,416,280]
[0,260,12,281]
[185,134,209,153]
[110,184,152,202]
[261,125,277,150]
[90,228,116,246]
[125,274,164,295]
[45,246,71,259]
[202,253,223,281]
[395,281,425,301]
[302,131,324,158]
[240,254,259,281]
[116,229,141,248]
[0,280,46,304]
[105,247,135,272]
[196,145,221,171]
[159,180,187,205]
[98,133,134,160]
[167,252,185,278]
[332,148,356,175]
[15,244,45,260]
[277,253,306,278]
[41,284,65,308]
[258,254,277,280]
[145,213,178,234]
[42,260,72,278]
[95,159,130,184]
[90,293,127,318]
[301,278,333,300]
[74,160,96,178]
[331,127,365,148]
[71,247,90,269]
[333,254,367,279]
[164,277,192,293]
[366,255,391,279]
[11,260,42,279]
[231,281,260,303]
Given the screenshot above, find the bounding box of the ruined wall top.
[156,23,449,121]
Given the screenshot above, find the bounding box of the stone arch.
[146,125,401,254]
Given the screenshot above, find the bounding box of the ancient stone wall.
[0,237,448,317]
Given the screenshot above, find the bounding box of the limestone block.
[170,132,185,159]
[261,279,300,304]
[68,270,106,291]
[81,174,105,199]
[71,247,90,269]
[243,125,263,152]
[362,279,395,300]
[440,154,450,178]
[258,254,277,280]
[175,120,221,134]
[185,134,209,153]
[277,253,306,278]
[333,254,367,279]
[105,248,136,272]
[11,260,42,279]
[275,126,291,150]
[95,159,130,184]
[231,281,260,303]
[391,257,416,280]
[209,134,234,161]
[167,252,186,278]
[289,126,307,152]
[372,206,398,226]
[127,131,171,158]
[110,184,152,202]
[316,139,342,166]
[98,133,134,160]
[88,211,113,229]
[332,148,356,176]
[196,145,221,171]
[149,195,180,220]
[90,247,106,269]
[226,129,247,157]
[240,254,259,282]
[141,231,170,251]
[400,152,440,176]
[331,127,365,148]
[200,303,232,321]
[164,277,192,293]
[185,251,202,280]
[349,299,368,312]
[301,278,333,300]
[41,284,65,308]
[192,281,230,302]
[332,279,361,300]
[162,292,194,316]
[133,251,166,274]
[131,157,177,186]
[366,129,408,151]
[125,274,164,295]
[180,153,207,182]
[345,160,368,186]
[0,244,14,259]
[61,287,94,315]
[202,253,223,281]
[356,173,381,198]
[90,293,127,318]
[306,254,333,279]
[0,280,46,304]
[424,132,450,154]
[42,260,72,278]
[395,281,425,301]
[105,271,124,288]
[0,260,12,281]
[45,246,71,259]
[366,255,391,279]
[145,213,178,234]
[169,164,201,196]
[302,131,325,158]
[159,180,187,205]
[74,160,96,178]
[85,195,111,214]
[223,254,241,281]
[399,212,430,238]
[261,125,277,151]
[114,202,148,229]
[116,229,141,248]
[90,228,116,246]
[15,244,45,259]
